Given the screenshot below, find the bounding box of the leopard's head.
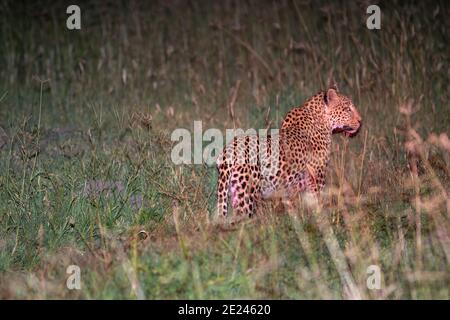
[324,86,362,137]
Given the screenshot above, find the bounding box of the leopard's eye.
[344,106,351,112]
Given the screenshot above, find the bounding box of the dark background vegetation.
[0,0,449,298]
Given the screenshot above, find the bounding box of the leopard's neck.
[281,91,332,134]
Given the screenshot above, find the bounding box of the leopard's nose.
[354,110,362,123]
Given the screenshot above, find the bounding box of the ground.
[0,1,449,299]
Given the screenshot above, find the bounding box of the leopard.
[215,85,362,219]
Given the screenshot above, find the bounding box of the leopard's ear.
[325,87,339,106]
[329,82,339,92]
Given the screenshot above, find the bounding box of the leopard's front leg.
[305,164,326,208]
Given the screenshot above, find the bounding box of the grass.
[0,0,449,299]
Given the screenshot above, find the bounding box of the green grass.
[0,0,449,299]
